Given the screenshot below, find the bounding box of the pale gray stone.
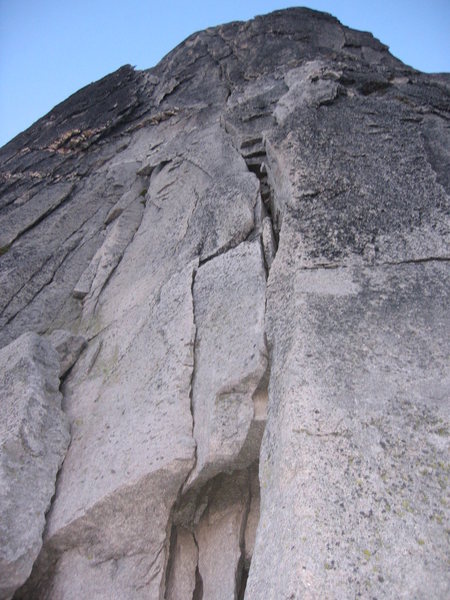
[39,549,161,600]
[0,333,69,600]
[47,329,87,377]
[274,61,341,124]
[195,471,249,600]
[38,264,198,597]
[261,216,276,269]
[75,197,144,312]
[1,7,449,600]
[247,262,450,599]
[15,115,263,596]
[244,466,260,566]
[0,183,74,251]
[185,240,267,491]
[165,528,198,600]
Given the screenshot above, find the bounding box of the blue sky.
[0,0,449,147]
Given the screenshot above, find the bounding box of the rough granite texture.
[0,7,448,600]
[0,333,69,599]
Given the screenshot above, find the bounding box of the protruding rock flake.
[47,330,87,377]
[185,240,267,491]
[0,7,448,600]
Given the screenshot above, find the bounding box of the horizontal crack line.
[293,427,351,439]
[296,255,450,271]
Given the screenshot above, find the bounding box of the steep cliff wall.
[0,8,449,599]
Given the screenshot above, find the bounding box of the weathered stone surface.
[47,329,87,377]
[31,264,198,598]
[39,549,164,600]
[241,51,450,594]
[15,116,262,598]
[74,193,144,297]
[185,240,267,490]
[1,6,449,599]
[273,60,340,124]
[243,466,260,568]
[165,528,198,600]
[195,471,249,600]
[0,183,74,251]
[247,262,450,599]
[0,333,69,599]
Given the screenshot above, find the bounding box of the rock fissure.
[235,468,253,600]
[293,426,352,439]
[233,136,280,273]
[0,183,75,251]
[162,236,269,598]
[196,229,254,269]
[162,525,178,599]
[283,255,450,273]
[0,252,55,320]
[382,255,450,266]
[86,222,140,317]
[163,464,263,600]
[202,39,233,102]
[191,532,203,600]
[161,264,200,600]
[78,194,147,317]
[1,238,80,328]
[188,267,199,478]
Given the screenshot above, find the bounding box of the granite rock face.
[0,333,69,599]
[0,7,449,599]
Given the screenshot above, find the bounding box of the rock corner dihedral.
[0,7,448,600]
